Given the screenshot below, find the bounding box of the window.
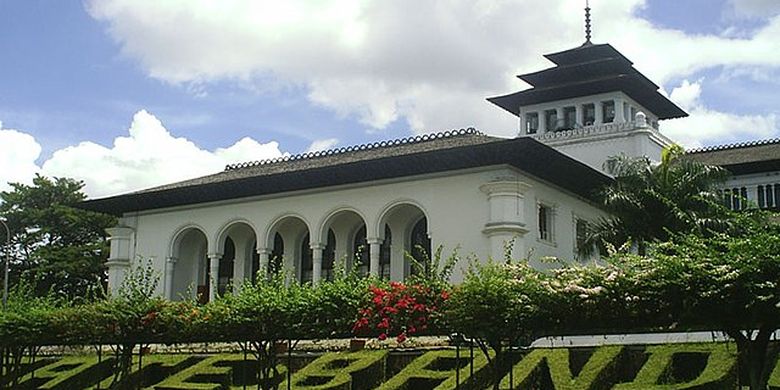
[630,106,637,121]
[538,203,554,242]
[583,103,596,125]
[562,106,576,130]
[602,101,615,123]
[758,185,766,208]
[353,225,369,277]
[544,109,558,132]
[525,112,539,134]
[574,218,590,260]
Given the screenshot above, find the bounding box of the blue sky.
[1,0,779,197]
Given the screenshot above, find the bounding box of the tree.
[584,144,731,255]
[649,212,780,390]
[0,174,116,298]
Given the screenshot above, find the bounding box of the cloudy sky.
[1,0,779,198]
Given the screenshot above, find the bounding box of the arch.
[316,207,368,275]
[316,206,369,244]
[168,225,209,302]
[374,200,431,280]
[375,199,430,239]
[264,214,312,282]
[263,213,313,250]
[213,218,259,254]
[169,223,208,259]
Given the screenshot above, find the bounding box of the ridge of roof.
[224,127,484,172]
[686,138,780,154]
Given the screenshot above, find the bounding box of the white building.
[80,38,778,303]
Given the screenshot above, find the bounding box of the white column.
[480,180,532,261]
[555,107,564,130]
[208,253,221,301]
[614,97,625,122]
[539,111,547,133]
[164,257,176,299]
[594,102,604,124]
[367,237,382,277]
[257,247,270,279]
[105,226,135,296]
[311,243,324,285]
[575,105,583,127]
[232,250,246,292]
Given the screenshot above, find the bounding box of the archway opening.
[266,216,310,283]
[378,203,430,280]
[170,227,208,302]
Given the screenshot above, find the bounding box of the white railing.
[531,120,652,142]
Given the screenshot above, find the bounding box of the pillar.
[257,247,271,279]
[479,180,532,261]
[539,110,547,133]
[164,257,176,299]
[105,226,135,296]
[595,101,604,124]
[367,237,382,276]
[575,105,584,128]
[614,97,625,122]
[555,107,564,130]
[311,243,324,285]
[208,253,221,301]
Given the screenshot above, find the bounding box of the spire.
[584,0,592,44]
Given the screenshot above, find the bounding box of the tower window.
[538,203,554,242]
[583,103,596,126]
[525,112,539,134]
[563,106,577,130]
[544,109,557,132]
[602,101,615,123]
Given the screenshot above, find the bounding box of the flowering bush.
[353,281,449,343]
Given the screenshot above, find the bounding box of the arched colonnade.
[164,202,431,302]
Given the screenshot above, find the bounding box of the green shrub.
[281,350,387,390]
[154,353,287,390]
[498,345,623,390]
[612,343,736,389]
[378,349,493,390]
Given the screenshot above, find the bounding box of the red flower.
[378,333,387,341]
[396,332,407,343]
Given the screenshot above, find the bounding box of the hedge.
[377,349,493,390]
[154,354,287,390]
[281,350,387,390]
[612,343,737,389]
[498,345,623,390]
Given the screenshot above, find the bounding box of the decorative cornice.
[530,121,650,142]
[686,138,780,154]
[482,222,529,236]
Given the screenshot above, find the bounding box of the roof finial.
[584,0,592,44]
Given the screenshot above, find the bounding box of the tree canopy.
[0,174,116,298]
[585,144,731,255]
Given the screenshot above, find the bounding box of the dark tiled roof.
[140,128,497,193]
[488,43,688,120]
[77,130,612,216]
[686,138,780,175]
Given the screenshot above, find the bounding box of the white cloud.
[86,1,780,144]
[1,111,286,198]
[662,79,779,147]
[306,138,339,153]
[0,122,42,192]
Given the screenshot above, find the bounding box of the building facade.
[80,39,776,302]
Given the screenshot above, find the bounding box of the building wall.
[109,165,606,298]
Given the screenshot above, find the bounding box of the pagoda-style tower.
[488,6,687,173]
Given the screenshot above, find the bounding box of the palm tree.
[584,144,731,255]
